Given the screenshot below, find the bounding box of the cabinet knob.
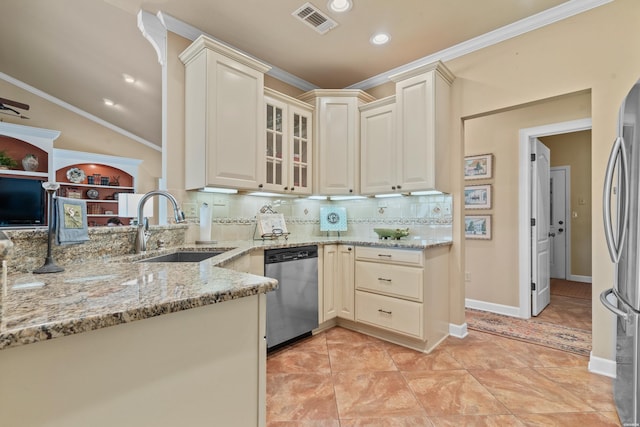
[349,189,353,193]
[397,185,402,190]
[391,186,396,190]
[258,184,263,188]
[348,247,352,251]
[284,187,288,191]
[291,187,295,191]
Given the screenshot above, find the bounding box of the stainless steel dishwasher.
[264,245,318,351]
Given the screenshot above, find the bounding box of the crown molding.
[346,0,613,90]
[158,11,319,92]
[0,72,161,152]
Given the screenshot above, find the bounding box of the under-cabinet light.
[374,193,403,198]
[409,190,444,196]
[329,195,367,201]
[200,187,238,194]
[307,195,328,200]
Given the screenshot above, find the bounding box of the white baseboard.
[465,299,522,318]
[588,352,616,378]
[567,275,592,284]
[449,322,468,338]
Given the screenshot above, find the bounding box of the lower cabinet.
[322,244,354,322]
[320,243,450,353]
[354,245,450,352]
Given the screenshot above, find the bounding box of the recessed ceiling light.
[103,98,115,107]
[370,33,390,45]
[328,0,352,13]
[122,73,135,84]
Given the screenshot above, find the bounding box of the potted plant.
[0,150,17,169]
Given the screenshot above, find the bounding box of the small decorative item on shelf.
[66,167,86,183]
[100,176,109,186]
[110,175,120,186]
[86,188,99,199]
[21,154,39,171]
[66,188,82,199]
[0,150,17,170]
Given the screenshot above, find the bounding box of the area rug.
[466,309,592,356]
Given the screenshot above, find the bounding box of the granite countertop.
[0,236,451,351]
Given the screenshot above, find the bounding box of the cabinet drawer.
[355,291,423,339]
[355,261,423,301]
[356,246,423,266]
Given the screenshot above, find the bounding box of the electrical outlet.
[465,272,471,282]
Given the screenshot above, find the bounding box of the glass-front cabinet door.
[265,97,287,190]
[290,107,312,194]
[264,90,313,195]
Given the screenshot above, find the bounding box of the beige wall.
[541,131,592,277]
[447,0,640,359]
[0,79,161,193]
[464,92,591,307]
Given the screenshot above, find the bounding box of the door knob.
[558,220,564,225]
[558,228,564,233]
[549,232,556,237]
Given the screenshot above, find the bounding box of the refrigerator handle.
[600,288,629,321]
[603,136,630,263]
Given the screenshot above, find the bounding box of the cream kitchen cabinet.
[180,35,271,191]
[354,245,450,353]
[389,61,455,193]
[298,89,375,195]
[360,96,398,195]
[263,89,313,195]
[322,244,355,322]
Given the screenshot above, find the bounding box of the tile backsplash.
[185,192,452,242]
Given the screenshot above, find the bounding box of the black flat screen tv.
[0,176,46,227]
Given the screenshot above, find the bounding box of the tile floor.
[266,327,619,426]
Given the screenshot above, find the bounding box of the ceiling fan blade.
[0,97,30,111]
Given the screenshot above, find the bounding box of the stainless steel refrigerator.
[601,82,640,426]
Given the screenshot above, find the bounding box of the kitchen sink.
[138,251,225,263]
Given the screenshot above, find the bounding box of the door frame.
[550,166,571,280]
[518,118,591,318]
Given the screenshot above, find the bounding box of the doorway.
[518,118,592,319]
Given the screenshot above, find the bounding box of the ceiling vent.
[292,2,338,35]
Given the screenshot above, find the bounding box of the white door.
[550,167,568,279]
[531,138,551,316]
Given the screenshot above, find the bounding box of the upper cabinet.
[180,35,271,191]
[263,89,313,195]
[390,61,455,193]
[299,89,375,195]
[360,96,397,195]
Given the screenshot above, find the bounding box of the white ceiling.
[0,0,604,148]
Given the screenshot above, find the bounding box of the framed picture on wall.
[465,215,492,240]
[464,184,492,209]
[464,154,493,180]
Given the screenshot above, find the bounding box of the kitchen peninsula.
[0,233,451,427]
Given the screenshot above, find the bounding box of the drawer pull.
[378,309,392,315]
[377,277,392,282]
[378,254,392,258]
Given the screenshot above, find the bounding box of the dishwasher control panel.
[264,245,318,264]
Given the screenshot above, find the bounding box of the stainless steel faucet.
[135,190,185,253]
